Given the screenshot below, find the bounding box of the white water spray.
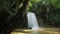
[27,12,39,30]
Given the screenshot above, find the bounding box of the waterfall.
[27,12,39,30]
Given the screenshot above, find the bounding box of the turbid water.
[27,12,40,30]
[11,28,60,34]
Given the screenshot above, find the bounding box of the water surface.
[11,28,60,34]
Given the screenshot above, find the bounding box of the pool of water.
[11,28,60,34]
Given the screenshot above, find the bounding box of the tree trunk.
[0,0,29,34]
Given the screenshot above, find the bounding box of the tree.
[0,0,29,34]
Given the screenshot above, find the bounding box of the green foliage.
[30,0,40,3]
[27,0,60,26]
[51,0,60,9]
[0,0,22,15]
[27,0,42,11]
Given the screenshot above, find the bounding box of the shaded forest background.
[27,0,60,27]
[0,0,60,34]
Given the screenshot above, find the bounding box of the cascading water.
[27,12,39,30]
